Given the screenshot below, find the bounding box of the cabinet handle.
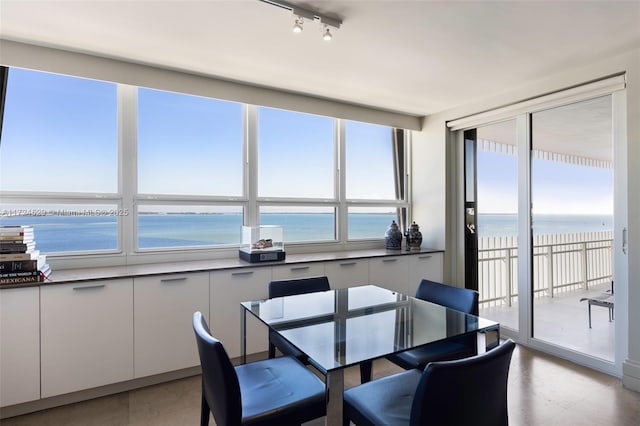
[418,255,433,260]
[290,266,310,271]
[383,258,398,263]
[73,284,105,291]
[161,277,187,283]
[232,271,254,276]
[339,262,357,267]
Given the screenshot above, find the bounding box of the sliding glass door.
[530,96,614,361]
[474,119,520,332]
[460,91,620,370]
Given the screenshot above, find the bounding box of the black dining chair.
[344,339,516,426]
[192,311,326,426]
[360,279,479,382]
[389,279,480,369]
[267,276,331,361]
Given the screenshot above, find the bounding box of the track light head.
[322,26,332,41]
[292,16,304,33]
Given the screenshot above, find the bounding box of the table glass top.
[241,285,499,373]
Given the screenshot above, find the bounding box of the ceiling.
[1,0,639,118]
[478,95,614,164]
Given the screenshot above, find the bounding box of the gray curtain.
[392,128,408,233]
[0,67,8,143]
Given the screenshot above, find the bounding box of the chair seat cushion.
[344,369,422,426]
[387,338,476,370]
[269,329,306,361]
[236,356,325,426]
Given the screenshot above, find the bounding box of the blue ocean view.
[0,213,613,253]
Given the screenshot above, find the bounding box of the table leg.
[240,307,247,364]
[325,369,344,426]
[480,326,501,352]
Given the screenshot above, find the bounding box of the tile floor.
[1,344,639,425]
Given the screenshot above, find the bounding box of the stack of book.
[0,225,50,285]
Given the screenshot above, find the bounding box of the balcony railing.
[478,231,613,307]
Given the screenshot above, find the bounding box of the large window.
[345,121,396,200]
[0,67,408,258]
[1,68,117,192]
[257,107,334,199]
[136,88,244,249]
[137,205,243,249]
[138,88,243,196]
[0,68,120,254]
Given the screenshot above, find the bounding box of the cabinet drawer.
[408,252,444,296]
[325,259,369,289]
[210,267,271,358]
[1,287,40,407]
[134,272,209,378]
[41,279,133,398]
[271,263,325,281]
[369,256,409,294]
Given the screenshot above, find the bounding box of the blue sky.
[1,68,117,192]
[1,67,397,202]
[477,150,613,215]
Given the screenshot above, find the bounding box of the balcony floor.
[480,283,615,361]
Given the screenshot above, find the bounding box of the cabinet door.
[41,279,134,398]
[325,259,369,289]
[271,263,325,281]
[0,287,40,407]
[134,272,209,378]
[210,267,271,358]
[368,256,409,294]
[408,252,444,296]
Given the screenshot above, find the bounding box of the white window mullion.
[337,119,347,242]
[246,105,258,226]
[120,84,137,255]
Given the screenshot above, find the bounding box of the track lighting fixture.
[260,0,342,41]
[322,26,332,41]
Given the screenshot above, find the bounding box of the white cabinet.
[40,279,133,398]
[271,262,325,281]
[0,287,40,407]
[408,252,444,296]
[325,259,369,289]
[134,272,209,378]
[368,256,410,294]
[210,267,271,358]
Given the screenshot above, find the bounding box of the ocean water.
[0,213,613,253]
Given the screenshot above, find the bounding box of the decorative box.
[239,225,285,263]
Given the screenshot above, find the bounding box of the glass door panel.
[531,96,614,361]
[475,120,519,332]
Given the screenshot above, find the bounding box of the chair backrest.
[415,279,479,316]
[192,311,242,426]
[410,339,516,426]
[268,276,331,299]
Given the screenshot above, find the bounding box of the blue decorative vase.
[385,220,403,250]
[405,221,423,251]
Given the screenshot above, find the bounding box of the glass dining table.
[240,284,500,425]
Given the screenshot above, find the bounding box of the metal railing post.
[582,242,589,291]
[505,247,512,307]
[547,245,554,298]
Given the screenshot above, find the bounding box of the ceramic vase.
[405,221,423,251]
[385,220,403,250]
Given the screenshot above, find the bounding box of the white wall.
[411,47,640,391]
[0,40,421,130]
